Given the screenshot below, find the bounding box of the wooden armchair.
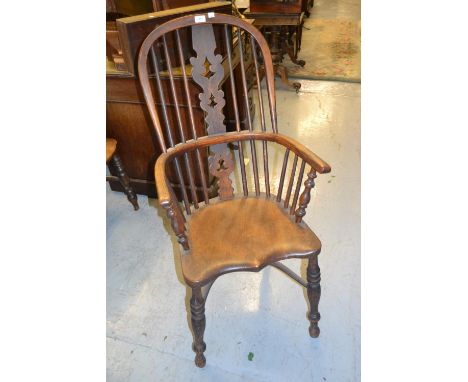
[137,13,331,367]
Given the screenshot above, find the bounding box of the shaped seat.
[183,197,321,286]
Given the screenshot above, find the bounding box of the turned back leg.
[190,287,207,367]
[109,153,139,211]
[307,255,321,337]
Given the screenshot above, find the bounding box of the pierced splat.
[208,94,217,108]
[190,24,227,136]
[208,151,234,201]
[190,23,235,201]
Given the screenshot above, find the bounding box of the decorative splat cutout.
[190,24,226,136]
[190,23,234,200]
[209,151,234,200]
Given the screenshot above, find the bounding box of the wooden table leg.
[275,64,301,93]
[261,25,302,93]
[282,34,305,67]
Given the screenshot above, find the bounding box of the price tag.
[208,12,215,18]
[194,15,206,23]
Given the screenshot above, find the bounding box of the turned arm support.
[155,161,189,250]
[295,169,317,223]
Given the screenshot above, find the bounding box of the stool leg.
[110,154,139,211]
[190,287,207,367]
[307,255,321,337]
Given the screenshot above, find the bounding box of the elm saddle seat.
[183,196,321,286]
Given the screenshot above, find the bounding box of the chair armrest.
[155,131,330,186]
[155,154,174,208]
[273,133,331,174]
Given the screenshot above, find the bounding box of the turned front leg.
[307,255,321,337]
[190,287,207,367]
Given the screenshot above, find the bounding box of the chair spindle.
[251,37,270,198]
[277,148,290,202]
[284,154,298,209]
[237,28,260,196]
[290,160,306,215]
[162,34,199,208]
[224,25,248,196]
[150,46,191,214]
[175,29,209,205]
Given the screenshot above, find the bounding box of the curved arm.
[155,130,330,207]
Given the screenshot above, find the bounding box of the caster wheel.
[293,83,301,93]
[298,60,306,67]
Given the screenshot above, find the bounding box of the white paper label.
[208,12,215,18]
[194,15,206,23]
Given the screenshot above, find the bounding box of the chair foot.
[307,255,321,337]
[129,198,140,211]
[309,322,320,338]
[190,287,207,367]
[110,153,139,211]
[195,353,206,368]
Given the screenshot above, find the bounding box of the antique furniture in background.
[107,0,212,14]
[250,0,301,13]
[106,2,256,198]
[245,1,305,92]
[138,13,331,367]
[106,1,223,74]
[152,0,212,11]
[106,138,139,210]
[302,0,314,17]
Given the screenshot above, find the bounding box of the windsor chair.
[137,13,330,367]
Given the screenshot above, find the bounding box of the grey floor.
[107,1,360,381]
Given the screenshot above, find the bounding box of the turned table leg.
[282,38,305,67]
[190,287,207,367]
[307,255,321,337]
[109,153,139,211]
[275,65,301,93]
